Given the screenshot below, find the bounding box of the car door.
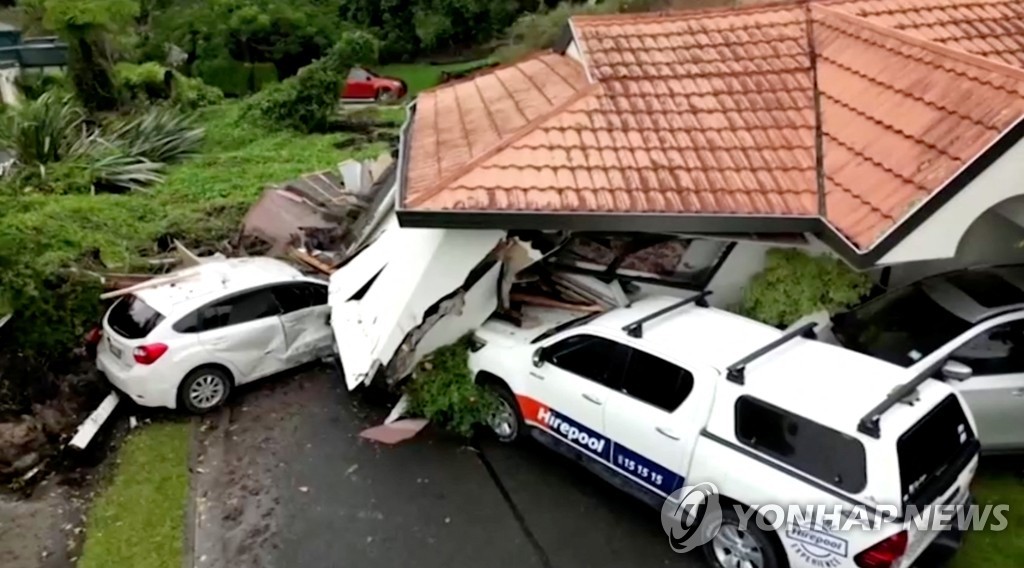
[197,287,287,384]
[342,67,373,99]
[603,345,707,496]
[527,333,628,461]
[271,282,332,367]
[946,319,1024,451]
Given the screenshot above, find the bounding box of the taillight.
[133,343,168,365]
[85,327,103,345]
[855,530,908,568]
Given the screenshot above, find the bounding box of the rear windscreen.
[108,295,165,339]
[898,394,977,510]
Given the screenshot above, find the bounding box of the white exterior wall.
[878,134,1024,264]
[0,66,20,106]
[888,206,1024,287]
[565,39,584,64]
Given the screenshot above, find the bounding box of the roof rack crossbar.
[726,322,818,385]
[856,362,941,439]
[622,290,711,338]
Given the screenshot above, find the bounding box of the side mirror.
[532,347,546,368]
[941,360,973,382]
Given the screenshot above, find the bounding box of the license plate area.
[108,336,124,359]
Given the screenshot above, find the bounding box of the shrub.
[404,338,499,437]
[195,58,279,97]
[170,73,224,109]
[115,61,171,102]
[740,249,873,326]
[15,71,72,100]
[244,31,378,132]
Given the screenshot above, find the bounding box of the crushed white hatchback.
[97,257,333,413]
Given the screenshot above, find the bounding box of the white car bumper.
[97,341,179,409]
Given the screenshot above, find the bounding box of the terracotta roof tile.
[827,0,1024,67]
[402,0,1024,252]
[814,4,1024,247]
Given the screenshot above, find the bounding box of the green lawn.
[951,465,1024,568]
[79,421,192,568]
[376,58,495,97]
[0,101,395,273]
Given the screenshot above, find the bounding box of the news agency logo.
[660,482,723,553]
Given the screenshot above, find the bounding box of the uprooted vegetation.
[404,339,500,437]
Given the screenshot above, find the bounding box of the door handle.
[656,426,681,441]
[581,393,603,405]
[529,372,545,380]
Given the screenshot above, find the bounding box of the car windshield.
[107,294,165,339]
[530,312,603,344]
[833,285,971,367]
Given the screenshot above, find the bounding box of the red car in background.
[341,67,407,102]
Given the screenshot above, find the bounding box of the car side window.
[620,348,694,411]
[735,396,867,493]
[544,335,626,388]
[951,320,1024,375]
[347,68,370,81]
[200,289,281,331]
[272,283,328,314]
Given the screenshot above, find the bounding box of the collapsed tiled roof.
[400,0,1024,256]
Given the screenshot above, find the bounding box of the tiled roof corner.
[401,0,1024,255]
[814,2,1024,248]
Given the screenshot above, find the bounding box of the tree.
[36,0,140,111]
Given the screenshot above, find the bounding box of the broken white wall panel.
[67,392,120,451]
[412,262,502,364]
[330,214,504,390]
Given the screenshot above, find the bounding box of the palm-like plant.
[105,108,204,165]
[0,96,204,193]
[0,92,87,166]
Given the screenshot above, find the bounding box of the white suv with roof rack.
[97,257,333,413]
[469,292,980,568]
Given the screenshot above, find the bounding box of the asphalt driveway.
[191,366,696,568]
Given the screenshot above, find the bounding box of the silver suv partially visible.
[832,265,1024,453]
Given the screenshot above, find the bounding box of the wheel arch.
[182,362,236,387]
[716,494,791,568]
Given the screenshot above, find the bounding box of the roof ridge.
[812,3,1024,83]
[417,51,558,97]
[572,0,806,26]
[405,85,601,209]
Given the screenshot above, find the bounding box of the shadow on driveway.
[192,367,698,568]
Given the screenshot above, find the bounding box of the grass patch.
[376,58,495,97]
[951,464,1023,568]
[0,101,386,272]
[79,421,192,568]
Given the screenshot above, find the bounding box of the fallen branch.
[289,248,336,274]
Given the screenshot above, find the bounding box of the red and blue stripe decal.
[516,395,683,496]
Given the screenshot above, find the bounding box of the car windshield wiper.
[530,312,603,344]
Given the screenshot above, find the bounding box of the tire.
[702,506,783,568]
[376,88,395,103]
[179,366,232,414]
[483,380,524,443]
